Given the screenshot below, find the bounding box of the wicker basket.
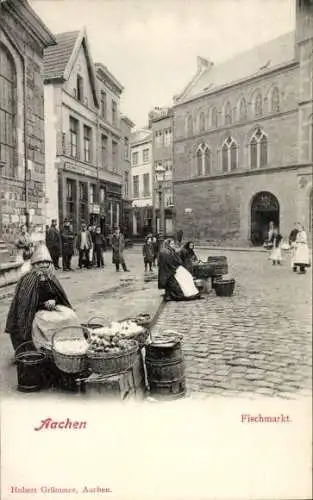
[87,339,138,375]
[51,326,89,374]
[207,256,228,276]
[214,279,235,297]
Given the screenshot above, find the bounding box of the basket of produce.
[51,326,89,374]
[87,325,138,375]
[207,256,228,276]
[119,318,150,347]
[81,316,111,339]
[214,278,235,297]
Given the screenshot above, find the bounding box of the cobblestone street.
[152,249,312,399]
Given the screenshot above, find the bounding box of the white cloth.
[32,305,81,351]
[174,265,199,297]
[80,231,87,249]
[270,247,282,261]
[293,231,310,266]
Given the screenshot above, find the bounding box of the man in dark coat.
[61,219,75,271]
[111,227,129,272]
[46,219,62,269]
[289,223,299,246]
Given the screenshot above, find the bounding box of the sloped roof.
[131,129,152,145]
[43,30,79,81]
[177,31,296,102]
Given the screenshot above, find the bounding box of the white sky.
[30,0,295,129]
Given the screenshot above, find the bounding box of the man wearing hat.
[5,242,72,352]
[46,219,62,270]
[61,219,75,271]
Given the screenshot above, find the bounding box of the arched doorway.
[250,191,279,245]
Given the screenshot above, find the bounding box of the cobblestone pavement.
[0,248,162,396]
[152,249,312,399]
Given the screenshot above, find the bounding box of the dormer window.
[76,75,84,102]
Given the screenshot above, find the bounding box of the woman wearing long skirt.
[292,223,310,274]
[269,228,283,265]
[158,239,201,301]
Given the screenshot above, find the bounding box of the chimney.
[197,56,213,72]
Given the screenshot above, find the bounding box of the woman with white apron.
[292,224,311,274]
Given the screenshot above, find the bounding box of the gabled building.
[44,27,128,235]
[172,0,313,246]
[0,0,55,246]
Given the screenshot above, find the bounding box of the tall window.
[155,131,163,147]
[76,75,84,102]
[254,92,262,117]
[221,136,238,172]
[124,137,129,159]
[271,87,280,112]
[133,175,139,198]
[143,148,150,163]
[239,98,247,121]
[250,128,268,168]
[187,115,193,136]
[83,125,92,162]
[143,173,150,197]
[112,100,117,126]
[100,90,107,119]
[224,101,232,126]
[132,151,138,166]
[100,187,105,204]
[69,117,79,158]
[112,140,118,171]
[0,44,16,177]
[211,107,218,128]
[101,134,108,167]
[89,184,97,204]
[124,171,129,198]
[199,112,206,133]
[66,179,75,222]
[164,128,172,146]
[79,182,88,223]
[196,143,211,176]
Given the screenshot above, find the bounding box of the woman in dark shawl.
[158,239,200,301]
[5,242,72,352]
[179,241,199,274]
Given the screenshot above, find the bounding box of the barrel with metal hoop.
[15,341,47,392]
[145,332,186,399]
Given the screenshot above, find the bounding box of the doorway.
[251,191,279,245]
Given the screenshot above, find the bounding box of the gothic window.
[271,86,280,113]
[196,143,211,176]
[254,92,262,117]
[0,44,16,177]
[186,114,193,136]
[224,101,232,126]
[250,128,268,168]
[211,107,218,128]
[199,111,206,133]
[221,136,238,172]
[239,98,247,121]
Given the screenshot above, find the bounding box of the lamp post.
[155,164,166,245]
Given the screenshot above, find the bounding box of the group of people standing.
[266,221,310,273]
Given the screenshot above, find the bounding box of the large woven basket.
[51,326,89,374]
[87,339,138,376]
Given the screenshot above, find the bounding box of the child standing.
[143,235,154,272]
[269,227,283,265]
[94,226,106,268]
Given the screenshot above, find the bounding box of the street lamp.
[155,164,166,244]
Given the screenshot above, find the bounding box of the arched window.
[224,101,232,126]
[196,143,211,176]
[221,136,238,172]
[0,44,16,177]
[239,98,247,121]
[199,111,205,133]
[250,128,268,168]
[254,92,262,117]
[271,86,280,112]
[211,107,218,128]
[187,114,193,136]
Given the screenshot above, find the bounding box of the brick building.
[173,0,313,246]
[0,0,55,244]
[149,107,175,237]
[44,28,128,236]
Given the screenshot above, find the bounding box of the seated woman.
[5,242,79,353]
[179,241,199,274]
[158,239,201,301]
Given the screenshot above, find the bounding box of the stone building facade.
[120,115,135,237]
[173,0,313,246]
[0,0,55,244]
[149,107,175,237]
[44,28,128,237]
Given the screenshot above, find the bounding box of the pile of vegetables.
[87,320,144,355]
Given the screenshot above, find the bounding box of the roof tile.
[43,30,80,81]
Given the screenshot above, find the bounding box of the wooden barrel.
[145,336,186,399]
[15,342,47,392]
[207,256,228,277]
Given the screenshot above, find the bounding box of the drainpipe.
[22,51,30,233]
